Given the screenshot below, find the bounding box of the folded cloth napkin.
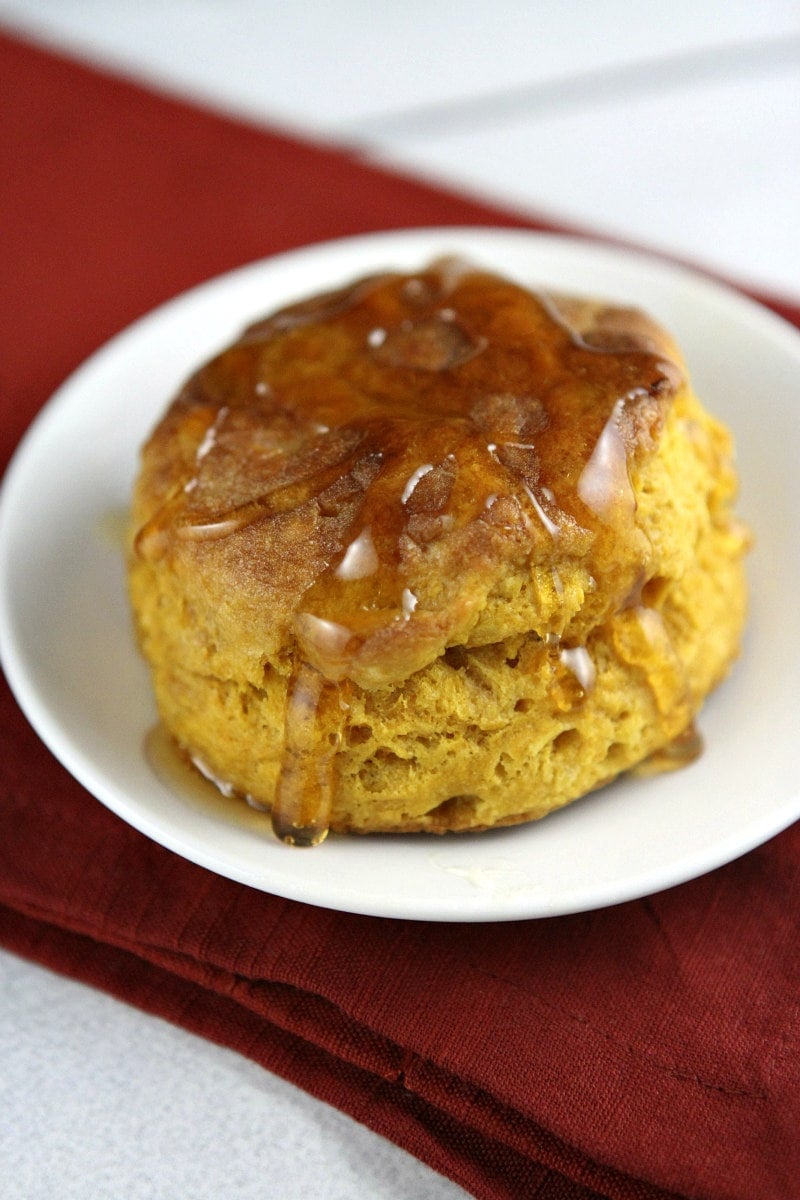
[2,32,799,1200]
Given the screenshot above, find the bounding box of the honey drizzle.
[271,663,347,846]
[133,263,678,593]
[132,261,695,841]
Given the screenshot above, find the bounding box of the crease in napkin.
[2,30,799,1200]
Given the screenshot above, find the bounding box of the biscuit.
[128,260,748,843]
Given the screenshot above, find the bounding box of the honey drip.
[551,644,597,711]
[271,663,347,846]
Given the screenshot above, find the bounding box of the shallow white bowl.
[1,227,798,921]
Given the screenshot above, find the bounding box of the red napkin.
[2,32,799,1200]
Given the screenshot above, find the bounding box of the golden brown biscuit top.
[133,261,684,687]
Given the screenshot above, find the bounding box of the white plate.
[1,228,799,922]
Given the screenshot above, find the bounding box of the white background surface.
[1,3,799,1197]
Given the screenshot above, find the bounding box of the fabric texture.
[2,31,799,1200]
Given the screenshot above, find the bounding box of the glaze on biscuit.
[128,260,748,843]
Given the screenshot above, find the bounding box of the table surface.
[1,3,798,1197]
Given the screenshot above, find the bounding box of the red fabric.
[2,31,799,1200]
